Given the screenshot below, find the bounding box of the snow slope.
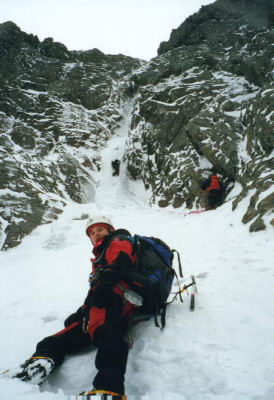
[0,110,274,400]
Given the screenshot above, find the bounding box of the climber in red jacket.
[201,174,225,210]
[12,215,141,399]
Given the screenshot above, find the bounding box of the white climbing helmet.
[85,215,114,236]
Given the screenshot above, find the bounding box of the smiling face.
[88,224,111,245]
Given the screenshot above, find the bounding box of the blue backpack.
[94,231,183,328]
[132,235,183,328]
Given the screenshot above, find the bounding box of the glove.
[99,268,119,285]
[64,306,83,327]
[113,251,136,273]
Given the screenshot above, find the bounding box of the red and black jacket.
[201,175,224,192]
[86,229,141,296]
[90,229,136,275]
[64,230,137,328]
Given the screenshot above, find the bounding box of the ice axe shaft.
[190,275,197,311]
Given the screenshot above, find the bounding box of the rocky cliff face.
[1,0,273,249]
[0,21,141,248]
[124,0,274,232]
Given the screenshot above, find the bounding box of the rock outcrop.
[0,21,141,248]
[124,0,274,231]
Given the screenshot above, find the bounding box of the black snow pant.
[207,189,224,208]
[33,321,91,366]
[32,290,133,395]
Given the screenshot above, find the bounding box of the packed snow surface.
[0,120,273,400]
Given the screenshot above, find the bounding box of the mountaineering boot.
[77,389,127,399]
[14,356,55,385]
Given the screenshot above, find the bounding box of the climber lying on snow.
[10,215,176,399]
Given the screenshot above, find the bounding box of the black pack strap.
[160,304,167,329]
[153,302,167,329]
[154,314,160,328]
[171,249,183,278]
[154,302,160,328]
[133,235,141,269]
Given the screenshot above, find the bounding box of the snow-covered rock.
[0,22,141,249]
[124,0,274,231]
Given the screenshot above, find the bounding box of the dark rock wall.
[124,0,274,231]
[0,22,141,249]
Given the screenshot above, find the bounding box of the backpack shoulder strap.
[171,249,183,278]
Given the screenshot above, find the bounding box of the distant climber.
[201,174,225,210]
[112,159,120,176]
